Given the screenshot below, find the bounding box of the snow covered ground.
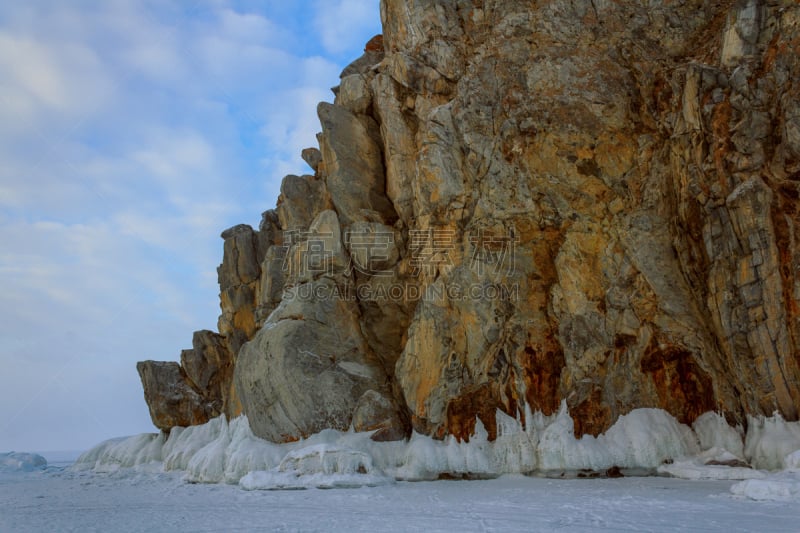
[1,467,800,532]
[3,405,800,531]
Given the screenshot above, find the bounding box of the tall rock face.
[139,0,800,443]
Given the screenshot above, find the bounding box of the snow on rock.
[783,450,800,470]
[163,416,226,472]
[279,444,374,475]
[240,443,392,490]
[184,423,231,483]
[392,408,541,480]
[658,448,764,480]
[178,415,278,483]
[605,409,700,467]
[488,408,539,474]
[74,406,702,484]
[729,445,800,501]
[162,415,286,483]
[73,434,164,472]
[538,403,698,471]
[692,412,745,458]
[537,403,613,471]
[731,472,800,502]
[660,461,763,481]
[218,416,285,484]
[75,404,800,490]
[239,469,393,490]
[744,413,800,470]
[0,452,47,472]
[74,415,289,484]
[395,425,492,480]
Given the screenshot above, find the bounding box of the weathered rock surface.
[317,102,395,226]
[180,330,237,417]
[300,147,323,173]
[139,0,800,445]
[136,361,216,430]
[375,0,800,440]
[276,174,330,231]
[217,224,262,355]
[234,277,402,441]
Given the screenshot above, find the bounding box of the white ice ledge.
[72,401,800,495]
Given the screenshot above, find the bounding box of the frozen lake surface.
[2,467,799,532]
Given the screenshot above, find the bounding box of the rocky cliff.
[138,0,800,444]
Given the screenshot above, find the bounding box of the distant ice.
[0,452,47,472]
[35,450,84,468]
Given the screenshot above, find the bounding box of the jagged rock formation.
[139,0,800,443]
[137,360,214,430]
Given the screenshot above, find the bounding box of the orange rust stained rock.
[652,74,673,115]
[570,389,612,438]
[773,188,800,369]
[711,99,733,180]
[640,341,715,426]
[760,34,782,75]
[365,34,383,52]
[446,384,503,442]
[522,344,564,417]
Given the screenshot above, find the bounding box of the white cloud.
[132,130,216,185]
[122,38,188,85]
[216,8,290,45]
[0,33,114,135]
[314,0,380,57]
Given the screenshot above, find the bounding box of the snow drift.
[728,448,800,502]
[240,444,393,490]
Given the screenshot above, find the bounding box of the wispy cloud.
[314,0,381,57]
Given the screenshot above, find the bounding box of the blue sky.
[0,0,381,452]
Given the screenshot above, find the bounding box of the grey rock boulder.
[235,277,399,442]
